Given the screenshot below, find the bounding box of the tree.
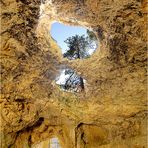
[63,35,90,60]
[60,34,97,92]
[86,29,97,41]
[60,69,83,92]
[59,69,84,92]
[86,29,98,50]
[62,34,93,92]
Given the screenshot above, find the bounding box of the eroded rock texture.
[0,0,147,148]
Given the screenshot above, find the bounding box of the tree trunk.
[77,48,85,91]
[79,77,85,91]
[77,49,80,59]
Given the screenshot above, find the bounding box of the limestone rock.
[0,0,147,147]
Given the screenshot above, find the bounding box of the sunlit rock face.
[1,0,147,148]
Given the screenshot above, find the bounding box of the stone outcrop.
[1,0,147,147]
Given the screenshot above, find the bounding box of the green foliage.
[64,35,90,59]
[87,29,97,41]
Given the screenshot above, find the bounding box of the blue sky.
[50,22,87,53]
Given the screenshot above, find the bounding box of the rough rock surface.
[0,0,147,148]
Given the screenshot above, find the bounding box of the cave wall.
[1,0,147,148]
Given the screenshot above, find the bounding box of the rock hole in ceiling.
[50,22,97,93]
[56,68,86,93]
[50,22,98,58]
